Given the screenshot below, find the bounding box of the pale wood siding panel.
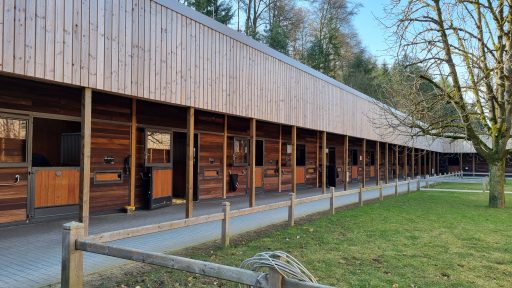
[0,0,454,151]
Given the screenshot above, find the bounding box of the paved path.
[0,180,420,288]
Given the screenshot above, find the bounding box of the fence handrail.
[85,178,425,243]
[76,239,272,287]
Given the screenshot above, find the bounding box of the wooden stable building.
[0,0,485,227]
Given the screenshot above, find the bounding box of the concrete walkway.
[0,180,417,288]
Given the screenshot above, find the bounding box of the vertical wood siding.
[0,0,453,151]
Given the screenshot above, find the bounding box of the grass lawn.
[429,180,512,191]
[89,192,512,288]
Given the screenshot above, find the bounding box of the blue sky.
[353,0,393,64]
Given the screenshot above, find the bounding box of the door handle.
[0,175,20,186]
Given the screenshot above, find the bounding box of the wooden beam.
[344,135,349,191]
[403,146,408,179]
[79,88,92,235]
[316,131,319,188]
[411,147,415,178]
[278,125,282,192]
[362,139,366,187]
[185,107,194,218]
[222,115,227,198]
[376,141,380,186]
[129,98,137,210]
[322,131,326,193]
[385,142,389,184]
[472,153,475,176]
[249,118,256,207]
[395,145,399,181]
[424,150,427,177]
[291,126,297,193]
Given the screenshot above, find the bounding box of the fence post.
[416,176,420,191]
[61,221,85,288]
[330,187,335,215]
[268,266,284,288]
[407,177,411,193]
[426,175,430,188]
[359,185,363,206]
[288,193,295,226]
[379,185,383,201]
[221,202,230,247]
[482,177,489,192]
[394,178,398,196]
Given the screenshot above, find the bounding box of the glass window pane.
[0,117,27,163]
[147,131,171,165]
[233,138,249,165]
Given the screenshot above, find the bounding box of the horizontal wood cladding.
[195,110,224,133]
[137,100,187,129]
[0,76,81,117]
[198,133,223,199]
[90,120,130,212]
[263,139,279,191]
[0,167,28,223]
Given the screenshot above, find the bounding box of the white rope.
[240,251,318,287]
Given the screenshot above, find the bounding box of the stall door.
[0,115,29,224]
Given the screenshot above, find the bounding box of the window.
[351,149,358,165]
[233,137,249,166]
[0,117,28,163]
[296,144,306,166]
[256,140,264,166]
[146,130,172,166]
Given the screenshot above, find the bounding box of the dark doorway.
[327,147,337,187]
[172,132,199,201]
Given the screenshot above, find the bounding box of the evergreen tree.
[187,0,234,25]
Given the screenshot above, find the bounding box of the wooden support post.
[127,98,137,213]
[472,153,475,176]
[322,131,327,193]
[330,187,335,214]
[288,193,295,226]
[411,147,415,178]
[358,185,363,206]
[79,88,92,235]
[362,139,366,187]
[376,141,380,186]
[221,202,230,247]
[186,107,194,218]
[425,151,428,178]
[278,126,282,192]
[344,135,349,191]
[61,222,85,288]
[437,152,440,175]
[316,131,319,188]
[395,178,398,196]
[429,151,432,176]
[249,118,256,207]
[379,185,383,201]
[395,145,399,182]
[459,153,463,174]
[385,143,389,184]
[417,177,420,191]
[291,126,297,193]
[222,115,227,198]
[403,147,408,180]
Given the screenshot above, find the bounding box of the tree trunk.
[488,159,506,208]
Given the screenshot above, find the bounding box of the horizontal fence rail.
[63,173,459,288]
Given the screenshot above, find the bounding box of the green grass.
[89,192,512,288]
[429,180,512,191]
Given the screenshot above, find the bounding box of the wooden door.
[34,168,80,208]
[296,167,305,184]
[0,115,29,224]
[152,168,173,199]
[255,167,263,188]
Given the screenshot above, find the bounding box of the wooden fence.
[61,173,457,288]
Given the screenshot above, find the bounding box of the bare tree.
[379,0,511,208]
